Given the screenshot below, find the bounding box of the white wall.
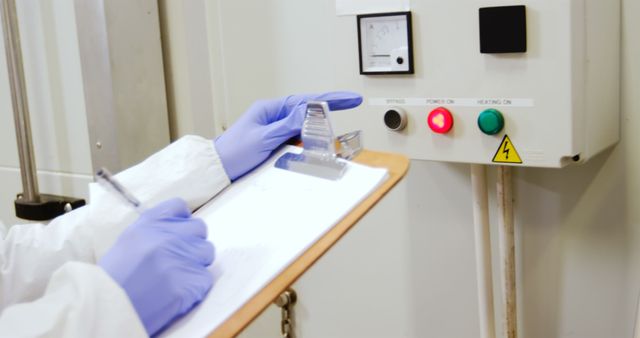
[178,1,639,337]
[158,0,225,140]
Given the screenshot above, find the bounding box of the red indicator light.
[427,107,454,134]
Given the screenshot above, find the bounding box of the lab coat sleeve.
[0,262,147,338]
[0,135,229,317]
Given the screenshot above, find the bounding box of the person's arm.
[0,196,214,338]
[0,92,363,337]
[0,92,362,308]
[0,135,230,308]
[0,262,147,338]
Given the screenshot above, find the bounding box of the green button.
[477,109,504,135]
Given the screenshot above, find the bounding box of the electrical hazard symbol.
[492,135,523,164]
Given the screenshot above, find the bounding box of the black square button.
[479,5,527,53]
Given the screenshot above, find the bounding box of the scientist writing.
[0,92,362,337]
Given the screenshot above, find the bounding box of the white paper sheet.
[160,146,388,337]
[336,0,410,16]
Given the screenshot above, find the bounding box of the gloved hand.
[214,91,363,181]
[99,198,215,336]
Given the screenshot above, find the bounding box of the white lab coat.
[0,136,230,337]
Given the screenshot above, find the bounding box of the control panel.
[355,1,620,168]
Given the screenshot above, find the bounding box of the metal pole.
[497,166,516,338]
[1,0,40,203]
[471,164,496,338]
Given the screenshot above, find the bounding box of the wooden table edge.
[208,149,410,338]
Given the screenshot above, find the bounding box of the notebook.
[161,145,389,337]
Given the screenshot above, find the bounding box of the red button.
[427,107,454,134]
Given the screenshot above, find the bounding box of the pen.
[95,167,145,213]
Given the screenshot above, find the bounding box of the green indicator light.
[477,108,505,135]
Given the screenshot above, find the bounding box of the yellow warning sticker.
[492,135,523,164]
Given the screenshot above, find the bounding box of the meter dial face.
[358,12,413,74]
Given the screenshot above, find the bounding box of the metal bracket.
[336,130,363,160]
[274,288,297,338]
[275,101,362,180]
[14,194,86,221]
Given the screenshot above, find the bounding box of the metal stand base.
[15,194,86,221]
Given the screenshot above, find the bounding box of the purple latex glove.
[215,91,363,181]
[99,198,215,336]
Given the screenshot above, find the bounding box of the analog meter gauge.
[357,12,413,75]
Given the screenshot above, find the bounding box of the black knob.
[384,109,407,131]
